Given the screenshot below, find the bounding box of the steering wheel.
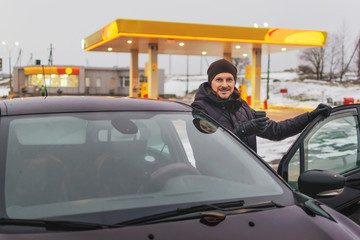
[139,163,200,193]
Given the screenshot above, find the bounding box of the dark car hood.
[1,205,359,239]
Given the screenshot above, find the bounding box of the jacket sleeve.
[259,112,310,141]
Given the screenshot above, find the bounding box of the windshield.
[1,111,290,223]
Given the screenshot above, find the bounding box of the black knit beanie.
[207,59,237,84]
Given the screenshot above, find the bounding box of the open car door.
[278,104,360,224]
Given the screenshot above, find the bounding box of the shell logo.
[264,28,326,46]
[102,21,119,40]
[65,67,73,75]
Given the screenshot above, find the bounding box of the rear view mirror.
[111,118,138,134]
[298,170,345,198]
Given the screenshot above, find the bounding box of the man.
[191,59,331,152]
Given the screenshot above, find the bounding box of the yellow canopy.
[83,19,327,57]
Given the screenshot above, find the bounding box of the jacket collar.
[194,82,242,112]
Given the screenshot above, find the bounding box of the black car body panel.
[0,97,192,116]
[0,205,359,239]
[0,96,359,238]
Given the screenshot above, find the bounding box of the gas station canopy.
[83,18,327,56]
[83,19,327,103]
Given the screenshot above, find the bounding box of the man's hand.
[308,103,332,120]
[237,117,269,138]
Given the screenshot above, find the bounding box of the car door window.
[304,114,359,173]
[288,148,300,186]
[286,111,359,189]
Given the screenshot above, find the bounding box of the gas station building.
[12,65,165,97]
[83,19,327,106]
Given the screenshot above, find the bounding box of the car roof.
[0,96,192,116]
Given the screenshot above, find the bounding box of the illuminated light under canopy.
[243,53,248,57]
[281,48,287,51]
[235,45,241,49]
[127,40,132,44]
[201,51,207,55]
[108,48,113,51]
[179,42,185,46]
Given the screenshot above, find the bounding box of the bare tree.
[326,34,340,81]
[232,57,250,83]
[335,29,360,81]
[299,23,359,82]
[353,35,360,81]
[232,57,250,74]
[297,65,315,80]
[333,22,359,82]
[336,25,348,81]
[299,46,326,80]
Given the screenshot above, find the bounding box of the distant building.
[12,65,165,97]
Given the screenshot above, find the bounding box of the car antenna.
[41,65,48,98]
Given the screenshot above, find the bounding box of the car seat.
[11,154,70,206]
[95,153,148,197]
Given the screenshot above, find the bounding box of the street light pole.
[2,41,19,93]
[186,55,189,96]
[267,53,270,100]
[8,55,11,91]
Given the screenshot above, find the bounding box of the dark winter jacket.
[191,82,310,152]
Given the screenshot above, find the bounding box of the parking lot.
[261,105,310,121]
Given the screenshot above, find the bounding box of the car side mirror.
[298,170,345,198]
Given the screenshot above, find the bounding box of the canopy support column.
[148,43,158,99]
[251,47,262,108]
[129,49,139,97]
[223,52,232,62]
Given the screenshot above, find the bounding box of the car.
[0,96,359,239]
[278,103,360,225]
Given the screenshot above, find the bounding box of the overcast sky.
[1,0,360,75]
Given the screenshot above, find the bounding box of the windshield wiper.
[228,200,284,214]
[116,200,283,227]
[0,218,111,231]
[116,200,245,227]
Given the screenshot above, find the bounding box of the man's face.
[210,72,235,99]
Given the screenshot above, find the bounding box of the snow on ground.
[265,78,360,109]
[165,72,360,108]
[257,134,299,168]
[165,72,360,167]
[0,87,10,97]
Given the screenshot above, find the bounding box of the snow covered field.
[165,72,360,108]
[0,87,10,97]
[165,72,360,167]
